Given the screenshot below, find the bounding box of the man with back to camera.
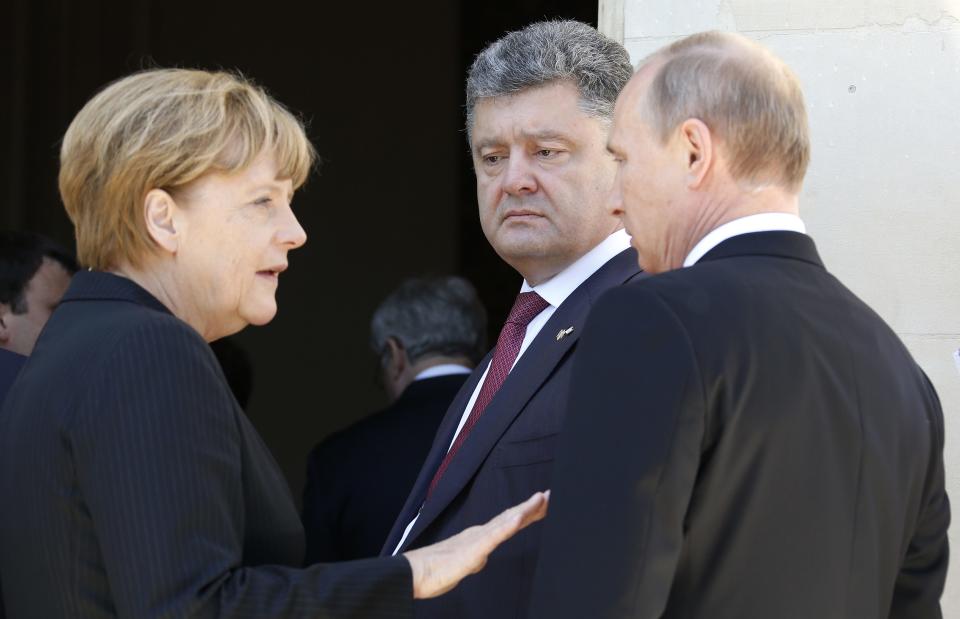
[380,20,643,618]
[528,31,949,619]
[0,231,77,357]
[303,276,486,563]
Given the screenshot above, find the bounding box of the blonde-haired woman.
[0,69,546,619]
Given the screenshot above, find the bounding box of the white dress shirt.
[683,213,806,267]
[392,229,631,554]
[413,364,472,381]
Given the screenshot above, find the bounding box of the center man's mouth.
[503,209,545,221]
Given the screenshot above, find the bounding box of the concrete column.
[601,0,960,613]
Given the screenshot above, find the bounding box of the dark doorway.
[1,0,598,505]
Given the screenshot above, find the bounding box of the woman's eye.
[254,197,272,206]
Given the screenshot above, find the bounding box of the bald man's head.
[636,31,810,193]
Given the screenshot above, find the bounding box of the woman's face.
[172,153,306,340]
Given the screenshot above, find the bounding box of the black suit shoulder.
[313,376,468,457]
[303,375,467,563]
[1,273,414,619]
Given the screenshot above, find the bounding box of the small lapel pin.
[556,326,575,341]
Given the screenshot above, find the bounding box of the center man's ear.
[143,188,180,255]
[678,118,714,190]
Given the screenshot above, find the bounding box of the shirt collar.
[684,213,806,267]
[414,364,473,382]
[520,229,632,308]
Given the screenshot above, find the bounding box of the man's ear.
[143,189,180,255]
[0,304,11,346]
[678,118,714,189]
[385,337,407,381]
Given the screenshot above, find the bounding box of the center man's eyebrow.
[472,138,502,153]
[524,130,575,145]
[474,131,574,154]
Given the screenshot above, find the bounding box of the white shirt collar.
[520,229,632,308]
[683,213,806,267]
[414,364,473,382]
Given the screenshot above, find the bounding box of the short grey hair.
[370,276,488,366]
[465,20,634,141]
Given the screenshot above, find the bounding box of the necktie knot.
[506,292,549,327]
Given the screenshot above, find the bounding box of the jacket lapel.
[399,248,641,549]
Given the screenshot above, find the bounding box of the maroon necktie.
[427,291,549,497]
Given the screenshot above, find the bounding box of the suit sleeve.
[527,285,705,619]
[70,319,412,619]
[889,370,950,619]
[302,442,346,564]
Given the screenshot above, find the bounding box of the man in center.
[380,20,640,618]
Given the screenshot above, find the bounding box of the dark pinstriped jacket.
[0,271,412,619]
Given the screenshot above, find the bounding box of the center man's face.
[471,81,621,285]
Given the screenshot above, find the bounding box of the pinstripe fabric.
[0,271,413,619]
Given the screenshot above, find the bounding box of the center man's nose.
[502,154,538,196]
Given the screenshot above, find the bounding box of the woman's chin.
[242,304,278,327]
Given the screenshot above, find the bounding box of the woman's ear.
[143,189,180,255]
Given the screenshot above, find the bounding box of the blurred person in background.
[303,275,487,563]
[0,231,78,356]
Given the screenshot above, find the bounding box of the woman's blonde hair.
[59,68,316,269]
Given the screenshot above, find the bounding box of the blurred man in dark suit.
[303,276,487,563]
[0,349,24,405]
[0,231,74,619]
[381,20,644,619]
[0,347,18,619]
[0,231,78,356]
[529,31,949,619]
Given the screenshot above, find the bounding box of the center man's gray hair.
[465,20,634,142]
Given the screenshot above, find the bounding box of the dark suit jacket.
[528,232,950,619]
[303,373,469,563]
[0,349,24,406]
[0,348,24,619]
[0,271,412,619]
[381,248,642,619]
